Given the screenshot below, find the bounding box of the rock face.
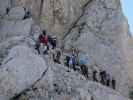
[64,0,131,96]
[10,0,90,38]
[9,63,130,100]
[124,35,133,91]
[0,0,11,16]
[0,0,132,100]
[0,18,33,42]
[8,7,25,20]
[0,45,47,99]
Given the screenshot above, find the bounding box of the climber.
[81,64,89,79]
[38,30,49,54]
[93,70,98,82]
[72,48,75,56]
[35,40,40,54]
[6,7,10,15]
[106,73,110,87]
[73,48,79,65]
[53,48,61,64]
[48,34,52,48]
[111,77,116,90]
[100,70,106,85]
[72,55,76,71]
[64,55,70,67]
[79,54,89,79]
[91,96,94,100]
[23,8,32,19]
[68,56,73,72]
[68,55,76,71]
[48,35,57,49]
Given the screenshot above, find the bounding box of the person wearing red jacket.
[39,30,48,45]
[36,30,49,54]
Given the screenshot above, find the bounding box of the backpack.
[66,56,70,62]
[48,35,52,43]
[79,54,88,65]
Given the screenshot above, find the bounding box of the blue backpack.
[79,55,88,65]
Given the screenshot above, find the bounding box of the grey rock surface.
[14,62,130,100]
[8,7,25,20]
[0,0,132,100]
[0,18,33,42]
[0,0,10,16]
[64,0,131,96]
[0,45,47,99]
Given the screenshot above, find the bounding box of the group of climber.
[35,30,116,90]
[64,49,89,79]
[93,69,116,90]
[35,30,89,78]
[35,30,62,64]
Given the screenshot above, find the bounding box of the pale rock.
[0,45,47,99]
[10,0,90,38]
[0,0,132,100]
[16,63,130,100]
[100,0,120,9]
[0,0,10,16]
[0,18,33,42]
[64,0,130,96]
[8,7,25,20]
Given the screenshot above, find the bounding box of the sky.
[121,0,133,35]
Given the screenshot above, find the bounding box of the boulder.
[0,45,47,99]
[8,7,25,20]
